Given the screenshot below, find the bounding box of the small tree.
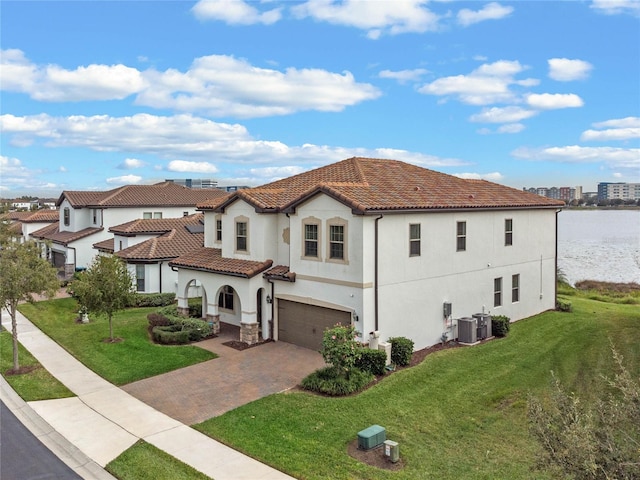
[528,347,640,479]
[321,323,361,376]
[70,255,135,342]
[0,239,59,372]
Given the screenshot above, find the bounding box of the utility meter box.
[378,341,392,366]
[384,440,399,463]
[357,425,386,450]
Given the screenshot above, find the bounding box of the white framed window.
[215,216,222,243]
[136,265,145,292]
[143,212,152,219]
[63,208,70,226]
[409,223,421,256]
[494,277,502,307]
[153,212,162,219]
[302,217,321,259]
[92,209,97,225]
[456,221,466,251]
[505,218,513,246]
[326,217,348,263]
[235,216,249,253]
[512,274,520,303]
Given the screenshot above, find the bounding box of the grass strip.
[0,329,74,401]
[106,440,212,480]
[18,298,217,385]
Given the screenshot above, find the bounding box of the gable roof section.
[0,210,59,223]
[198,157,564,214]
[58,182,229,208]
[169,247,273,278]
[109,214,206,261]
[31,223,102,246]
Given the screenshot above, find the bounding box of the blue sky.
[1,0,638,198]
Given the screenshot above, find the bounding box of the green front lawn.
[18,298,217,385]
[0,330,75,401]
[195,296,640,480]
[106,441,212,480]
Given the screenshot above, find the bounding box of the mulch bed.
[347,439,404,471]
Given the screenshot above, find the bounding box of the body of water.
[557,209,640,286]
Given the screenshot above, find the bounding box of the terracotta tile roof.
[169,247,273,278]
[31,223,102,245]
[58,182,229,208]
[93,238,114,253]
[198,157,564,213]
[0,210,59,223]
[263,265,296,282]
[111,215,205,261]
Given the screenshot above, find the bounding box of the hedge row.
[147,306,212,344]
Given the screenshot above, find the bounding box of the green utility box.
[357,425,386,450]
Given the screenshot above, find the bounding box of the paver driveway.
[122,324,325,425]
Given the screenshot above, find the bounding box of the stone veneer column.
[240,322,259,345]
[206,314,220,334]
[177,306,190,316]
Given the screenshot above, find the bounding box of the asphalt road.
[0,400,82,480]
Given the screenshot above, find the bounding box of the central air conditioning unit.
[457,317,477,344]
[472,313,492,340]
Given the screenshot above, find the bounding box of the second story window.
[92,209,97,225]
[63,207,70,226]
[409,223,421,256]
[216,218,222,242]
[456,221,466,251]
[329,225,344,260]
[505,218,513,246]
[304,224,319,257]
[143,212,152,219]
[236,221,247,251]
[153,212,162,219]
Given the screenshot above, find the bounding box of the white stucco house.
[0,209,59,243]
[93,214,205,296]
[31,182,228,278]
[170,157,565,351]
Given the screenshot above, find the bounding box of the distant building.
[524,186,581,201]
[165,178,219,189]
[597,182,640,201]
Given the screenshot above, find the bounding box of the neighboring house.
[32,182,228,278]
[170,157,565,351]
[94,214,205,296]
[0,210,59,243]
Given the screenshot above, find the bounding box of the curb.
[0,376,117,480]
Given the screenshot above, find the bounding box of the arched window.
[218,286,234,311]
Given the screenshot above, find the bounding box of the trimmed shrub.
[321,324,361,375]
[301,366,373,396]
[556,299,573,312]
[491,315,511,337]
[187,297,203,318]
[152,325,190,344]
[132,292,176,308]
[355,348,387,376]
[147,312,170,328]
[147,306,212,342]
[389,337,414,366]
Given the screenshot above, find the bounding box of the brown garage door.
[277,299,351,351]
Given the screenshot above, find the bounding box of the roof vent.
[468,194,475,199]
[414,186,421,191]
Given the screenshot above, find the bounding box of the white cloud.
[59,166,67,172]
[591,0,640,16]
[418,60,528,105]
[1,50,379,118]
[548,58,593,81]
[378,68,429,84]
[106,175,143,185]
[453,171,505,181]
[512,145,640,169]
[470,106,537,123]
[191,0,282,25]
[0,50,146,101]
[167,160,219,173]
[0,155,61,193]
[137,54,381,118]
[0,155,30,178]
[457,2,514,26]
[497,123,525,133]
[0,113,467,171]
[291,0,441,38]
[581,116,640,141]
[118,158,146,169]
[526,93,584,109]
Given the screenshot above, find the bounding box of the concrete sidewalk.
[0,310,296,480]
